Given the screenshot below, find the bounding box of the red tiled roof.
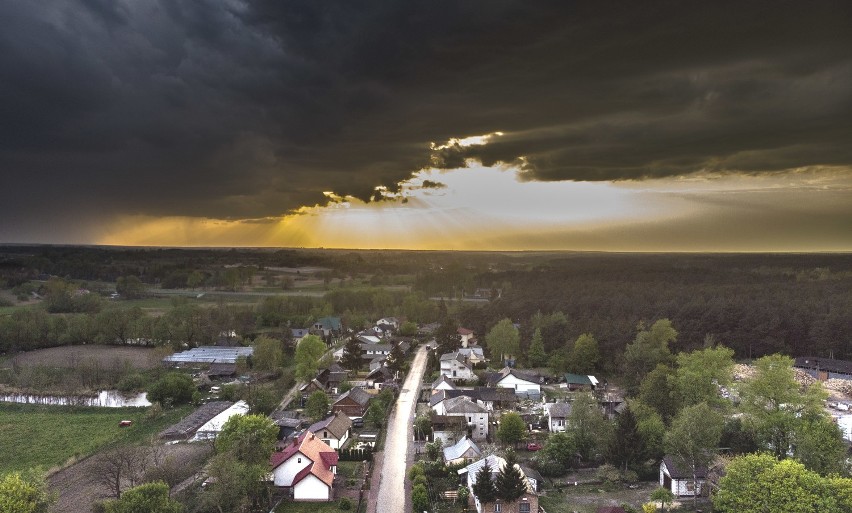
[291,463,315,486]
[320,451,338,467]
[270,432,337,487]
[458,328,474,335]
[270,433,306,469]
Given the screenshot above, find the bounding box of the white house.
[431,374,457,393]
[490,368,542,397]
[457,346,486,365]
[440,352,476,381]
[660,456,707,497]
[442,395,489,441]
[546,402,572,432]
[270,432,338,501]
[307,411,352,450]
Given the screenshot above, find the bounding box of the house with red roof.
[270,432,338,501]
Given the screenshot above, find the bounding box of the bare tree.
[90,446,145,499]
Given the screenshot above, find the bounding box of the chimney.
[310,433,315,440]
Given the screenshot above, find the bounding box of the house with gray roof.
[443,436,482,465]
[546,402,572,432]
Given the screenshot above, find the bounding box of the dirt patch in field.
[49,442,212,513]
[8,345,161,370]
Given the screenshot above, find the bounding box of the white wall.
[497,375,540,394]
[272,453,310,487]
[293,473,331,501]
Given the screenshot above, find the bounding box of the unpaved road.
[374,345,428,513]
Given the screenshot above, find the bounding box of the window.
[297,457,302,463]
[494,504,501,512]
[324,431,328,438]
[519,502,530,513]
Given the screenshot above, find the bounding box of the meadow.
[0,403,192,474]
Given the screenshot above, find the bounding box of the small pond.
[0,390,151,407]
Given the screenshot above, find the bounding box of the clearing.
[6,345,160,370]
[0,403,192,474]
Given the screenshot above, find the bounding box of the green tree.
[399,321,418,337]
[664,402,723,507]
[485,318,520,365]
[147,372,195,407]
[497,412,527,447]
[251,336,283,371]
[795,415,848,476]
[713,454,846,513]
[304,391,330,423]
[567,392,611,462]
[295,335,327,381]
[243,385,279,416]
[116,275,147,300]
[471,461,497,504]
[568,333,599,375]
[186,270,204,290]
[0,471,54,513]
[739,354,827,459]
[631,400,667,463]
[638,364,679,423]
[623,319,677,395]
[386,341,405,372]
[527,328,548,368]
[201,453,268,513]
[673,346,735,408]
[412,483,429,513]
[650,487,674,512]
[215,414,278,465]
[103,482,182,513]
[495,451,528,502]
[340,335,363,371]
[608,404,644,472]
[534,432,577,476]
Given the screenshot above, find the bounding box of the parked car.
[119,420,133,427]
[526,442,542,451]
[351,417,364,428]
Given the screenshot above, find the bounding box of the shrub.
[147,372,195,406]
[338,498,352,510]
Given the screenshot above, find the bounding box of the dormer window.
[297,457,302,463]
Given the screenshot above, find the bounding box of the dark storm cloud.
[1,0,851,237]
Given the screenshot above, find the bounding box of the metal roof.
[163,346,254,364]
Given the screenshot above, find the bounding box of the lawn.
[276,499,353,513]
[0,403,192,474]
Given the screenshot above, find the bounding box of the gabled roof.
[460,455,534,494]
[315,317,342,330]
[431,415,467,430]
[457,347,485,359]
[366,366,393,381]
[308,411,352,440]
[431,374,457,390]
[300,378,324,392]
[795,356,852,375]
[291,328,311,338]
[662,455,708,480]
[443,395,488,414]
[270,432,338,487]
[489,367,541,386]
[443,436,481,462]
[335,387,371,407]
[458,327,474,336]
[547,402,572,418]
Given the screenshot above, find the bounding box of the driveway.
[372,345,428,513]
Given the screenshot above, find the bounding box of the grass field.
[5,345,160,370]
[0,403,192,474]
[276,500,352,513]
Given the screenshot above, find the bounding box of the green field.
[0,403,192,474]
[276,500,354,513]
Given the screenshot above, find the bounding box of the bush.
[117,373,147,393]
[147,372,195,406]
[338,498,352,510]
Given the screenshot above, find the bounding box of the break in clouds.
[1,0,851,238]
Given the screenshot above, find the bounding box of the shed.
[660,455,707,497]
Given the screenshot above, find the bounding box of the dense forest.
[1,246,850,366]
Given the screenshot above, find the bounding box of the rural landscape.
[1,246,851,513]
[2,1,851,512]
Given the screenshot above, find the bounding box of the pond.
[0,390,151,407]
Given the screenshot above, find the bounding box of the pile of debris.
[823,379,852,398]
[733,364,817,388]
[793,368,817,387]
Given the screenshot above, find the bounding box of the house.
[376,317,400,330]
[365,366,395,388]
[361,343,392,362]
[431,415,467,444]
[443,436,482,465]
[316,364,349,393]
[520,465,543,493]
[432,375,457,393]
[313,317,343,338]
[291,328,311,343]
[207,362,236,378]
[564,373,599,391]
[441,395,489,441]
[489,367,542,398]
[419,322,440,335]
[459,455,538,513]
[299,379,325,400]
[430,388,518,413]
[795,356,852,381]
[546,402,572,432]
[332,387,372,418]
[660,455,707,497]
[308,411,352,450]
[457,346,487,365]
[270,432,338,500]
[440,351,477,381]
[457,327,476,348]
[270,411,302,441]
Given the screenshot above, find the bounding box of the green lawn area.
[0,403,192,474]
[276,500,352,513]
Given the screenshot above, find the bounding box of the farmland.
[0,403,192,474]
[7,345,160,370]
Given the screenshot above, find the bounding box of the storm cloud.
[1,0,850,238]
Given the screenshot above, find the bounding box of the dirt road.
[373,345,428,513]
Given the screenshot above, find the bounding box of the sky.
[1,1,851,251]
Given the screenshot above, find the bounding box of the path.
[371,345,429,513]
